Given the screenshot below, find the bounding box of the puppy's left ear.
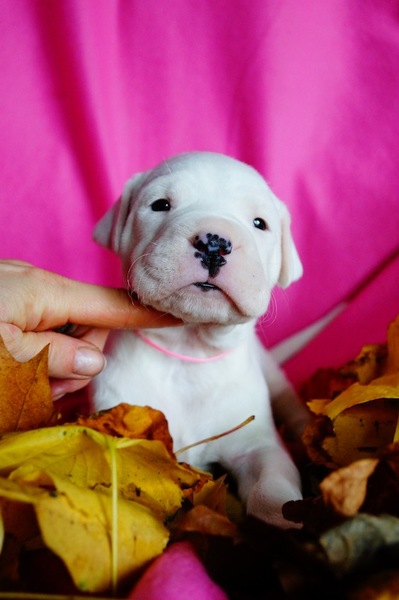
[277,203,303,288]
[93,172,147,255]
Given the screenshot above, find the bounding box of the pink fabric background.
[1,1,399,597]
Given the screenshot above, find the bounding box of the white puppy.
[92,152,308,527]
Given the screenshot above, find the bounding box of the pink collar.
[134,330,233,363]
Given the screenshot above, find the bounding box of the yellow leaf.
[0,425,201,518]
[306,399,330,415]
[0,424,205,592]
[321,401,398,466]
[322,376,399,421]
[0,473,168,593]
[303,315,399,468]
[35,474,169,593]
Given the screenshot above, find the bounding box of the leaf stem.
[107,439,118,595]
[175,415,255,457]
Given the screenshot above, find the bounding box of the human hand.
[0,260,179,398]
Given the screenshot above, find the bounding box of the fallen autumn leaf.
[0,336,54,434]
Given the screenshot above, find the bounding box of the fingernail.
[73,347,106,376]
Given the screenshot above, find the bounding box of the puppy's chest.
[106,334,241,406]
[94,330,270,463]
[98,330,266,416]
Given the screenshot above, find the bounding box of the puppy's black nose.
[193,233,232,278]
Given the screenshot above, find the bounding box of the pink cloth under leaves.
[1,1,399,597]
[129,542,227,600]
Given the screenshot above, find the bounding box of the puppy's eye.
[151,198,171,212]
[253,217,268,231]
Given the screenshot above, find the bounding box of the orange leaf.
[76,403,174,456]
[0,336,54,434]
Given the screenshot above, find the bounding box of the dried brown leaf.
[302,414,337,468]
[0,337,54,434]
[285,445,399,537]
[173,504,239,540]
[320,459,379,517]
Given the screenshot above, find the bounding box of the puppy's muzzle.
[193,233,232,278]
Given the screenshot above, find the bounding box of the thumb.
[0,323,107,380]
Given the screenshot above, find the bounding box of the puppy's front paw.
[246,482,302,529]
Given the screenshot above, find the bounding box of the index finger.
[0,263,180,332]
[56,282,180,331]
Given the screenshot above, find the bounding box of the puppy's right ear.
[93,172,147,254]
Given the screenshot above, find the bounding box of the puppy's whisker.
[258,289,278,328]
[126,263,135,290]
[268,293,278,326]
[131,253,151,268]
[126,255,153,301]
[133,265,155,305]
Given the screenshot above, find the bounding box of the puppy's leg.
[257,341,310,440]
[270,383,311,441]
[229,441,302,528]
